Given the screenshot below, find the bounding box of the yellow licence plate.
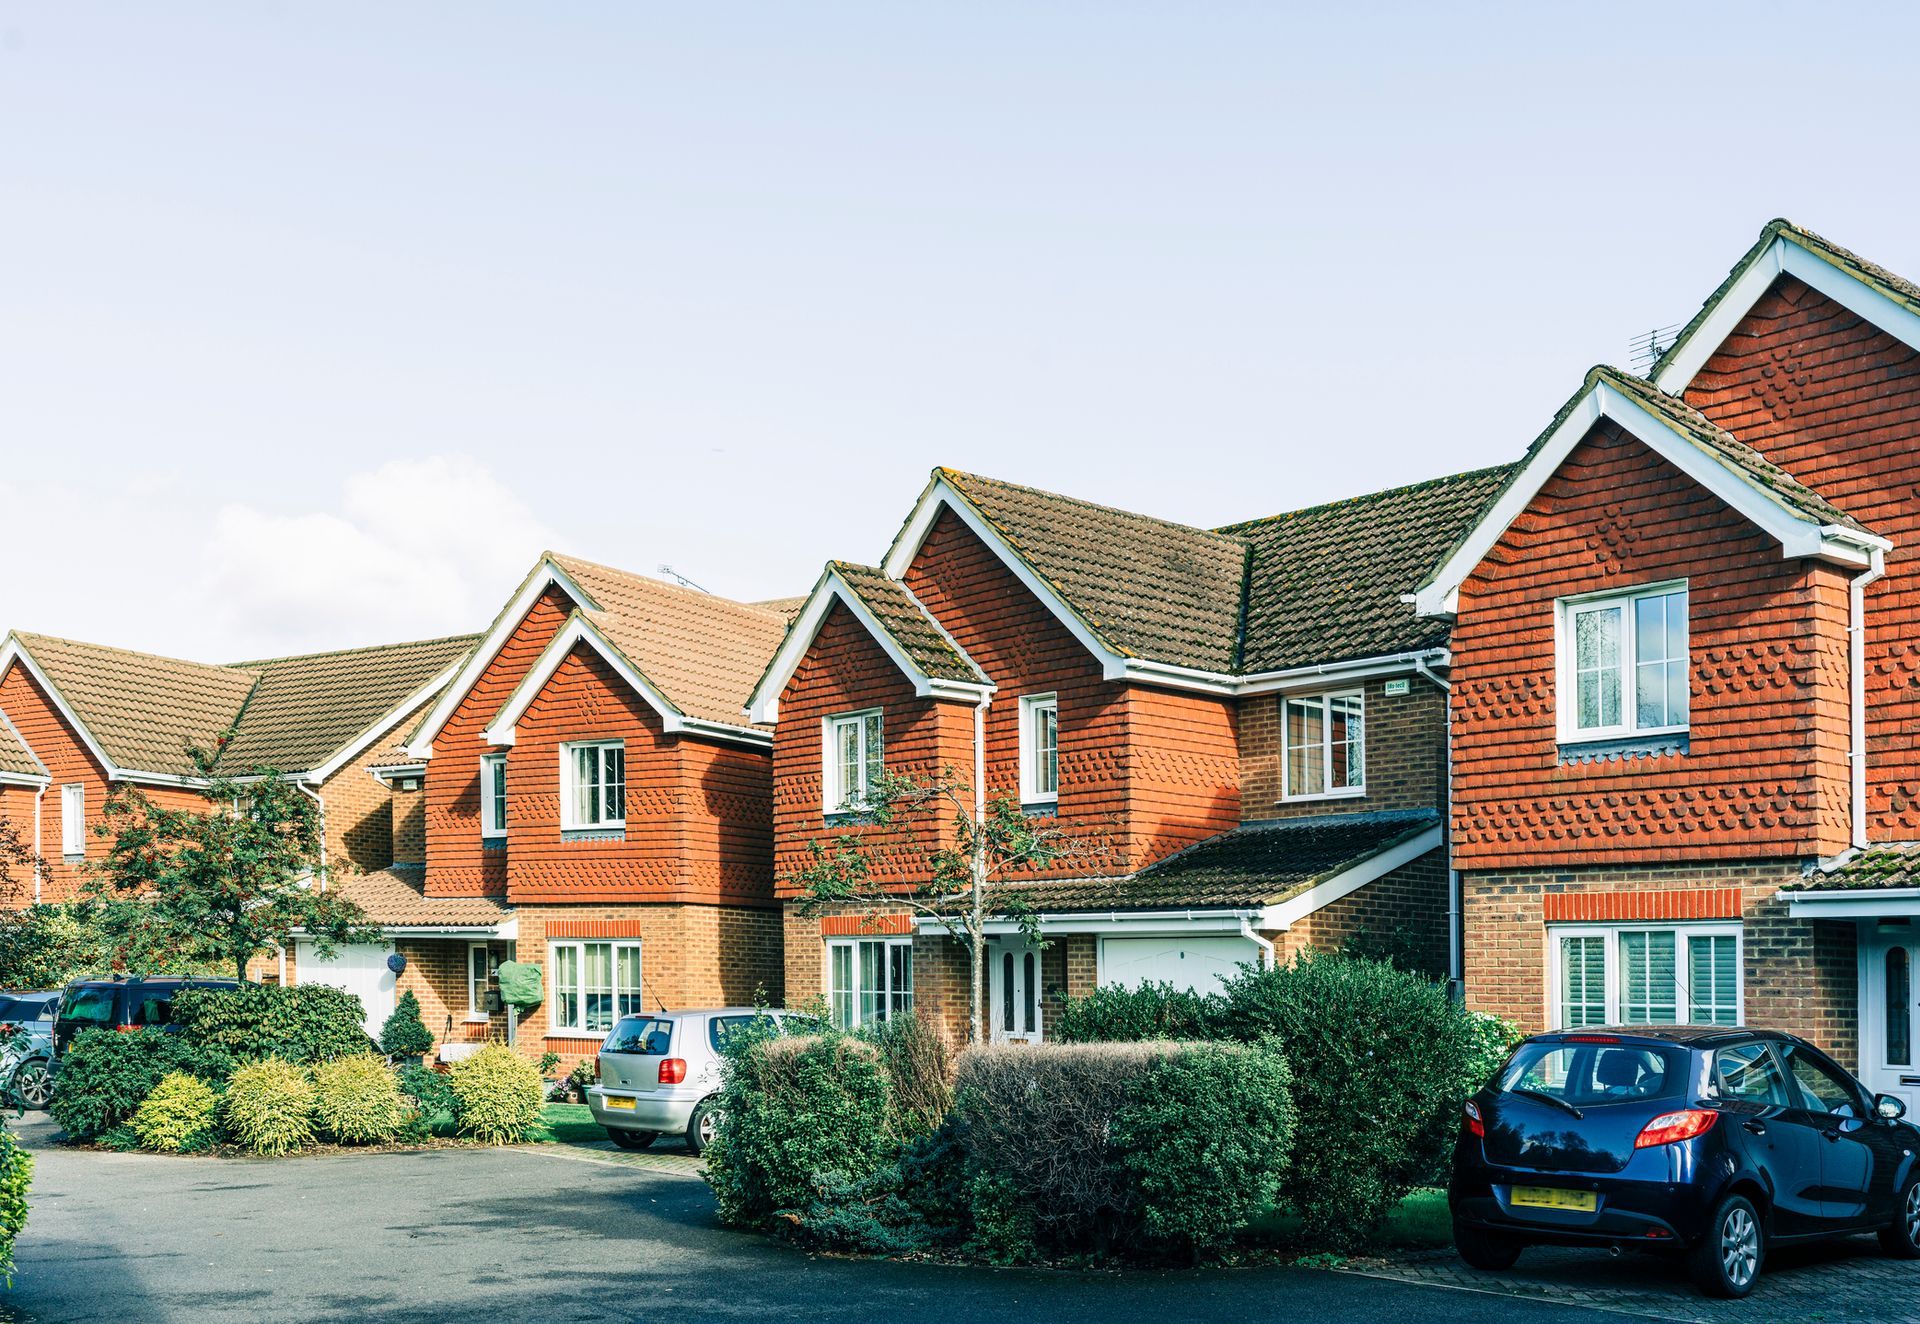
[1511,1186,1596,1212]
[604,1096,637,1111]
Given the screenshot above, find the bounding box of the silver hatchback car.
[587,1007,819,1155]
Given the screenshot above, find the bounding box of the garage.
[1099,935,1261,995]
[294,941,397,1036]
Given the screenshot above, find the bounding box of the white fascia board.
[303,661,465,786]
[1786,888,1920,918]
[0,638,125,781]
[914,908,1259,938]
[1412,379,1874,618]
[1657,236,1920,394]
[483,615,770,751]
[880,478,1130,677]
[379,920,519,939]
[403,558,597,759]
[1260,825,1443,930]
[0,771,49,789]
[1231,650,1447,696]
[746,568,992,724]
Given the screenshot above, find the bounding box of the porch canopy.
[1787,843,1920,918]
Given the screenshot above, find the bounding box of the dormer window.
[1558,582,1689,741]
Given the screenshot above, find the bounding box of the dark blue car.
[1450,1026,1920,1297]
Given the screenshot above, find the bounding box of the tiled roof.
[751,596,810,622]
[11,632,259,778]
[831,562,987,684]
[0,712,46,781]
[993,811,1438,913]
[1222,466,1516,672]
[217,635,476,774]
[937,469,1250,674]
[549,553,792,728]
[1788,843,1920,892]
[333,867,511,927]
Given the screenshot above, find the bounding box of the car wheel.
[1690,1193,1765,1298]
[1881,1174,1920,1259]
[12,1059,52,1111]
[1452,1218,1522,1271]
[686,1098,722,1156]
[608,1129,657,1151]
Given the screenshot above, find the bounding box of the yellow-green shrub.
[131,1072,220,1153]
[449,1044,544,1144]
[221,1058,316,1156]
[312,1055,408,1145]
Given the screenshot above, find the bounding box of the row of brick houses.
[6,218,1920,1098]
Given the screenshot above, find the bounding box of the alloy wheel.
[13,1062,51,1109]
[1721,1205,1759,1289]
[1906,1183,1920,1246]
[698,1108,720,1148]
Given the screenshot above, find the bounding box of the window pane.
[1329,695,1363,790]
[554,945,580,1030]
[493,759,507,830]
[584,942,614,1033]
[573,746,597,825]
[604,746,625,822]
[1001,951,1014,1032]
[1034,703,1058,797]
[830,944,853,1030]
[863,712,884,795]
[1685,934,1738,1026]
[1715,1043,1788,1106]
[1667,660,1689,725]
[836,720,859,807]
[1022,952,1036,1034]
[1560,935,1607,1027]
[890,943,913,1018]
[617,946,644,1020]
[1285,698,1325,796]
[1620,931,1677,1023]
[1634,595,1666,665]
[1889,947,1912,1067]
[1575,606,1621,670]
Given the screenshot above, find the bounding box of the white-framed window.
[1550,923,1741,1029]
[828,938,913,1029]
[822,709,884,813]
[1281,691,1364,800]
[548,939,643,1035]
[1019,693,1058,805]
[1556,582,1689,741]
[480,755,507,839]
[467,943,497,1019]
[60,784,84,858]
[560,740,625,830]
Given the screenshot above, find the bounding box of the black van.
[52,977,240,1057]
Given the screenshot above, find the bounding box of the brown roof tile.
[549,553,792,728]
[333,867,511,927]
[0,712,45,781]
[831,563,987,685]
[1786,843,1920,892]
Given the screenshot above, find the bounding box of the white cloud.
[197,456,558,657]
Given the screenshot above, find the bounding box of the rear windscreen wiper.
[1510,1087,1585,1120]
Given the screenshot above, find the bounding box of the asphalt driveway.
[0,1116,1621,1324]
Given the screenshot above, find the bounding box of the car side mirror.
[1876,1092,1907,1121]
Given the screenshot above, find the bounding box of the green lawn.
[528,1102,607,1145]
[1251,1187,1452,1252]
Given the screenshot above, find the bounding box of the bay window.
[1282,692,1364,799]
[823,709,884,813]
[1558,582,1689,740]
[1551,923,1740,1029]
[560,740,625,830]
[827,938,913,1029]
[548,939,643,1035]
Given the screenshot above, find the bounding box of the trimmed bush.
[49,1028,232,1142]
[1055,981,1224,1044]
[379,991,434,1059]
[860,1014,953,1138]
[0,1127,31,1281]
[312,1055,408,1145]
[1215,950,1484,1248]
[222,1059,317,1156]
[793,1125,972,1256]
[449,1044,544,1144]
[172,983,369,1066]
[1111,1041,1294,1253]
[705,1033,896,1227]
[131,1072,220,1153]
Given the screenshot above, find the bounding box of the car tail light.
[1561,1035,1621,1044]
[1635,1108,1719,1148]
[1464,1100,1485,1138]
[658,1057,688,1085]
[594,1055,601,1079]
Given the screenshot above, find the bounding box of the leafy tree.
[782,768,1108,1045]
[0,817,41,909]
[85,755,377,982]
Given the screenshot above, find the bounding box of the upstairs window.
[1559,583,1688,740]
[480,755,507,839]
[1282,692,1364,799]
[823,710,884,813]
[560,740,625,830]
[1019,693,1058,805]
[60,784,84,858]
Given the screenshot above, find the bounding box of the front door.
[1862,930,1920,1118]
[986,939,1042,1044]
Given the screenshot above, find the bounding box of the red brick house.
[392,552,791,1070]
[751,466,1510,1044]
[1416,220,1920,1108]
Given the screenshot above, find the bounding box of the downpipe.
[1414,658,1463,1001]
[1849,550,1887,849]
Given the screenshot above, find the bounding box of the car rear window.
[59,987,118,1027]
[709,1014,782,1052]
[1499,1040,1689,1107]
[603,1017,673,1055]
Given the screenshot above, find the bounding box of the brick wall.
[391,775,426,865]
[1274,849,1449,976]
[314,697,438,879]
[1241,675,1446,820]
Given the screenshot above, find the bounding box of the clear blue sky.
[4,2,1916,659]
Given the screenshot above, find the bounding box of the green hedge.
[1053,981,1224,1043]
[0,1127,30,1281]
[49,1028,232,1142]
[131,1072,220,1153]
[171,983,370,1066]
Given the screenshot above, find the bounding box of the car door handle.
[1742,1120,1767,1136]
[1823,1128,1842,1141]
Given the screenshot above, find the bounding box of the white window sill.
[544,1030,607,1041]
[462,1012,491,1023]
[559,822,627,832]
[1278,788,1366,805]
[480,833,506,843]
[1559,726,1689,746]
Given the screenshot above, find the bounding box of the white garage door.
[1101,936,1259,995]
[295,941,397,1036]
